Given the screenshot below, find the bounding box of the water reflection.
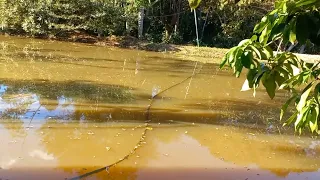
[1,35,320,180]
[78,125,320,180]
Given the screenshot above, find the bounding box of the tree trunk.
[123,1,129,34]
[299,44,306,54]
[174,19,179,34]
[194,10,199,46]
[201,9,209,41]
[164,24,173,40]
[138,7,145,39]
[174,0,182,34]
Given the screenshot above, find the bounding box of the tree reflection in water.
[1,80,320,180]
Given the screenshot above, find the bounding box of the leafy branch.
[219,0,320,134]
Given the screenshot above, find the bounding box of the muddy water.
[0,35,320,180]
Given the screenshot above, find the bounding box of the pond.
[0,35,320,180]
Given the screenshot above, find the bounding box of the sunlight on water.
[0,35,320,180]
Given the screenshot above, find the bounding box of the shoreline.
[2,33,319,64]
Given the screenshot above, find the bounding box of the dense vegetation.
[0,0,283,49]
[0,0,318,52]
[219,0,320,134]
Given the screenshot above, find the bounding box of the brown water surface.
[0,35,320,180]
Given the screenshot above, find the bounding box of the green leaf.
[279,73,298,90]
[261,46,274,59]
[235,65,243,78]
[241,51,253,69]
[295,106,309,131]
[241,69,259,91]
[238,39,251,47]
[309,107,318,133]
[250,35,258,42]
[275,66,290,80]
[220,56,227,69]
[227,47,238,64]
[262,71,277,99]
[248,69,258,88]
[302,71,311,83]
[280,95,298,120]
[283,63,294,75]
[297,82,313,111]
[283,111,298,126]
[283,18,297,44]
[282,1,287,12]
[249,45,262,59]
[275,1,285,9]
[259,24,272,45]
[270,23,286,41]
[188,0,201,10]
[252,70,265,97]
[314,83,320,104]
[289,21,297,44]
[295,0,317,7]
[233,48,244,77]
[254,16,269,33]
[274,71,286,86]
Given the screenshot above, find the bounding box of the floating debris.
[87,131,95,135]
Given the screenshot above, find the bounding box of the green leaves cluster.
[253,0,320,46]
[0,0,126,36]
[188,0,202,10]
[221,0,320,134]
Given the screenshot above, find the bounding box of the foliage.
[220,0,320,134]
[0,0,288,48]
[0,0,318,51]
[189,0,202,9]
[0,0,127,36]
[201,0,274,48]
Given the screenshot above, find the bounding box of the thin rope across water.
[68,62,203,180]
[20,105,42,151]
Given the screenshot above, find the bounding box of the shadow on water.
[0,79,137,135]
[1,36,320,180]
[0,79,281,126]
[0,78,296,135]
[1,79,134,104]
